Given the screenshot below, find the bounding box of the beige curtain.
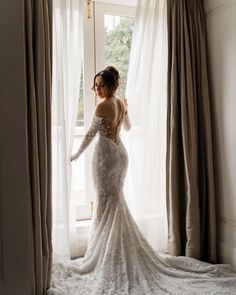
[24,0,52,293]
[166,0,216,263]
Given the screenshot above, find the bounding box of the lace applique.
[99,115,120,143]
[99,112,131,144]
[100,116,113,139]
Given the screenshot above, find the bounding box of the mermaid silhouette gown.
[49,107,236,295]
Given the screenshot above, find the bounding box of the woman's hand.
[70,154,77,162]
[123,97,128,107]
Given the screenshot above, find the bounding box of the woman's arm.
[123,111,132,131]
[71,114,103,161]
[122,98,131,131]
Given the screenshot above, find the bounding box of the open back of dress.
[98,98,128,143]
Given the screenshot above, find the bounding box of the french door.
[72,1,135,220]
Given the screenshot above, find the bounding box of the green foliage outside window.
[105,17,134,98]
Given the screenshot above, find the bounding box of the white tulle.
[48,112,236,295]
[124,0,168,252]
[52,0,84,262]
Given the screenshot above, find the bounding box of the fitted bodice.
[70,103,131,161]
[96,98,127,143]
[99,115,123,143]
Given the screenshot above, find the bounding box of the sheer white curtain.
[52,0,84,262]
[124,0,168,252]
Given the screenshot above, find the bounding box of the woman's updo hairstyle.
[92,66,120,95]
[105,66,120,87]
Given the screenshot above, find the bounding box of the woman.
[49,67,236,295]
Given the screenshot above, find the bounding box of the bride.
[49,66,236,294]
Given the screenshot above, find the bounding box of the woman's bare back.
[96,98,127,142]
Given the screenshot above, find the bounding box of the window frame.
[94,2,136,73]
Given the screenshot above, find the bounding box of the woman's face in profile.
[94,76,110,99]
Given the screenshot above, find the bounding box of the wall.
[205,0,236,269]
[0,1,33,294]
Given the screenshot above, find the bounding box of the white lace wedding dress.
[48,110,236,295]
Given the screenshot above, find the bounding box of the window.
[71,1,135,221]
[95,3,135,98]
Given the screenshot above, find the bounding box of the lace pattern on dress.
[100,115,121,143]
[71,115,103,161]
[100,115,113,139]
[49,108,236,295]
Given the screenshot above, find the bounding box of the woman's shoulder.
[95,97,125,117]
[95,100,108,117]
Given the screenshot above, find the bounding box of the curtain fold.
[24,0,52,293]
[125,0,168,252]
[52,0,84,262]
[166,0,216,262]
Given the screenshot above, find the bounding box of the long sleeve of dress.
[71,114,103,161]
[123,111,131,131]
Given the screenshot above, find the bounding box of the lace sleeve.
[123,111,131,131]
[71,115,103,161]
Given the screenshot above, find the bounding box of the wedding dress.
[49,106,236,295]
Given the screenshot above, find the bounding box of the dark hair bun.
[105,66,120,82]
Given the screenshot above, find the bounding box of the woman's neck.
[104,95,115,100]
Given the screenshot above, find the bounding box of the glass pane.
[104,15,134,98]
[76,64,84,126]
